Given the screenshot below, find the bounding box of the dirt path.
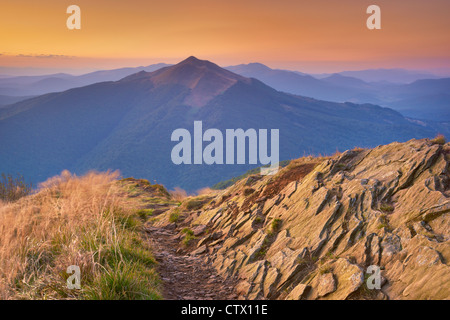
[145,226,238,300]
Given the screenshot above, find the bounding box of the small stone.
[318,273,336,297]
[256,197,267,203]
[166,223,176,230]
[211,231,223,240]
[191,245,207,256]
[197,235,211,247]
[286,284,311,300]
[193,224,207,236]
[210,239,224,246]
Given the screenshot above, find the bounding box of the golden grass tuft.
[430,134,446,145]
[195,187,216,196]
[169,187,188,201]
[0,170,161,300]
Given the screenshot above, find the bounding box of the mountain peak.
[123,56,250,107]
[226,62,272,75]
[181,56,203,64]
[173,56,225,71]
[246,62,272,71]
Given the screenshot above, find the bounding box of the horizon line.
[1,56,450,77]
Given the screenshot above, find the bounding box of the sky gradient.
[1,0,449,75]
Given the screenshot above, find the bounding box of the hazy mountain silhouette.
[0,63,172,96]
[0,57,445,190]
[336,68,441,84]
[321,74,370,87]
[225,63,366,103]
[2,61,448,121]
[0,94,35,107]
[227,63,450,121]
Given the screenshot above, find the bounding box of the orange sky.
[0,0,449,74]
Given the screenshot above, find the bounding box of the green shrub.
[181,228,194,236]
[185,199,204,211]
[169,212,180,223]
[377,213,393,231]
[136,209,154,219]
[380,203,394,213]
[319,265,332,275]
[182,233,196,246]
[254,216,263,224]
[377,222,389,230]
[268,219,282,235]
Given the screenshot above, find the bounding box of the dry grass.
[430,134,446,145]
[195,187,217,196]
[0,170,161,300]
[0,173,32,202]
[352,146,366,152]
[169,187,188,201]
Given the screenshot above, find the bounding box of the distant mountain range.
[312,68,442,83]
[0,63,171,97]
[2,62,447,121]
[226,63,381,104]
[225,64,450,121]
[0,57,446,191]
[0,94,35,107]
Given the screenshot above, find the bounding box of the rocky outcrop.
[153,138,450,300]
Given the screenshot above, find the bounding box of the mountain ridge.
[0,57,446,191]
[1,61,448,122]
[226,63,450,121]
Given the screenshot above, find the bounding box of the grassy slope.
[0,171,172,300]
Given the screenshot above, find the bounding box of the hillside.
[149,138,450,300]
[0,171,170,299]
[1,138,449,300]
[0,57,444,191]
